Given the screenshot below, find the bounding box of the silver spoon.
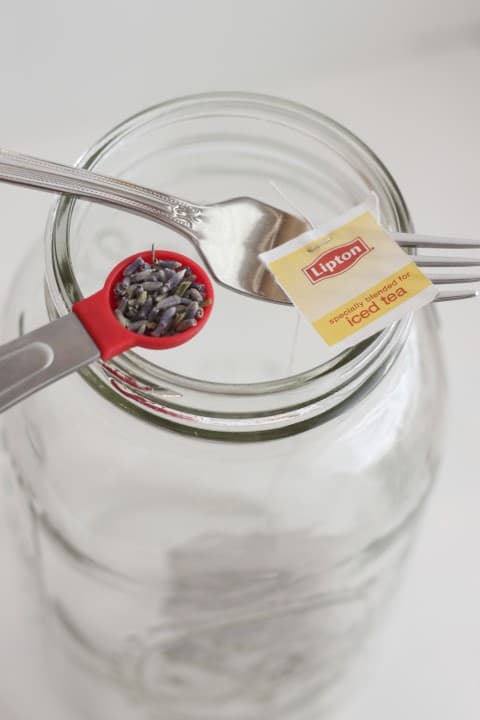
[1,147,480,304]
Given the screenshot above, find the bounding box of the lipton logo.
[303,237,372,284]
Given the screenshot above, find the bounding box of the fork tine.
[394,232,480,249]
[427,272,480,284]
[434,289,479,301]
[414,255,480,267]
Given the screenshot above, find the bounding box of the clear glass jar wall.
[2,94,445,720]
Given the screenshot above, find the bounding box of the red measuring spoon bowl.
[73,250,214,361]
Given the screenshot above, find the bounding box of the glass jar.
[2,93,445,720]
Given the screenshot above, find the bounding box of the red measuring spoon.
[74,249,214,359]
[0,250,214,413]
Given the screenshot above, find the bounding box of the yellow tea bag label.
[260,194,437,351]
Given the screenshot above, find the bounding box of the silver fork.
[0,147,478,304]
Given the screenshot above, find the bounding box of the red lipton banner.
[302,237,372,284]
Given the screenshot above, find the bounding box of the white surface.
[1,2,480,718]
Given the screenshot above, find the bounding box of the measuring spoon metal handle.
[0,314,99,413]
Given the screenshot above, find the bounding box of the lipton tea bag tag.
[260,193,438,353]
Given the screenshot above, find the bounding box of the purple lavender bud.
[123,257,146,276]
[152,305,177,336]
[155,294,181,310]
[176,318,197,332]
[185,301,199,320]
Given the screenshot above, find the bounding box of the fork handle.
[0,147,203,237]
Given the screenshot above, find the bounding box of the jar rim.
[44,91,413,434]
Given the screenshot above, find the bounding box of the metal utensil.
[0,147,479,303]
[0,250,214,414]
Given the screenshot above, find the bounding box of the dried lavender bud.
[148,305,162,323]
[159,260,182,269]
[155,294,181,310]
[127,319,148,332]
[115,309,129,327]
[184,301,199,320]
[138,297,153,319]
[124,257,146,276]
[130,269,156,282]
[152,305,177,336]
[151,270,166,282]
[142,281,165,292]
[186,288,203,303]
[176,318,197,332]
[165,269,186,292]
[126,284,139,298]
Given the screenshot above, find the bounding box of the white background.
[1,1,480,718]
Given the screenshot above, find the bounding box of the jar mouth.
[44,91,413,432]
